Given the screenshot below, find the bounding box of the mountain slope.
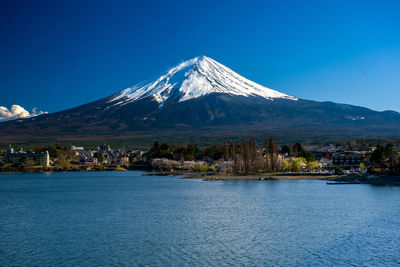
[109,56,296,108]
[1,56,399,145]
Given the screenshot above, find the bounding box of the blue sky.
[1,0,399,114]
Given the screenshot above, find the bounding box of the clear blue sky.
[1,0,399,113]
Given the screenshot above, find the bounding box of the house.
[79,157,98,165]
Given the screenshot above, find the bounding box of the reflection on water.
[1,171,399,266]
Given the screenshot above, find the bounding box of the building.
[7,149,50,167]
[71,145,84,150]
[332,153,364,167]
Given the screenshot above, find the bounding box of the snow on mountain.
[110,56,297,108]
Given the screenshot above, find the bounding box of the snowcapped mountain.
[109,56,296,108]
[1,56,400,144]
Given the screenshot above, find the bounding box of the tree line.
[368,143,400,175]
[147,138,316,173]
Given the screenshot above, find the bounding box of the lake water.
[0,171,399,266]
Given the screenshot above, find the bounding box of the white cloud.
[0,105,47,122]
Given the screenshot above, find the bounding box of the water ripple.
[1,172,400,266]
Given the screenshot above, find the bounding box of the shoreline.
[144,171,339,181]
[187,174,338,181]
[0,169,126,174]
[0,169,338,181]
[2,169,399,185]
[150,172,400,185]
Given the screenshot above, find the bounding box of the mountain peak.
[110,56,297,107]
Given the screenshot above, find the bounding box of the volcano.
[1,56,400,145]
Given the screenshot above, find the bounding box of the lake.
[1,171,399,266]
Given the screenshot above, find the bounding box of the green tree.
[307,161,319,171]
[293,142,304,157]
[18,156,28,164]
[148,142,173,159]
[300,151,316,162]
[94,152,103,162]
[291,158,302,172]
[281,145,291,157]
[370,143,397,173]
[283,160,292,171]
[370,144,387,170]
[202,145,224,161]
[185,143,199,160]
[193,163,209,172]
